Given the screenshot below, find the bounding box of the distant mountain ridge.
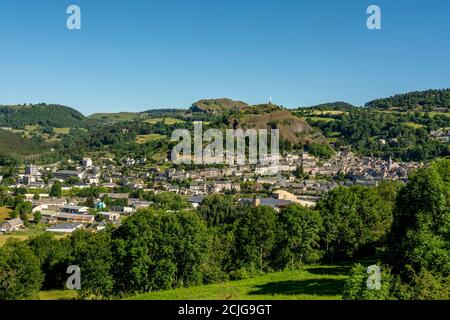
[0,103,96,128]
[301,101,356,110]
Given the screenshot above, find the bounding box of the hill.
[190,98,249,113]
[365,88,450,111]
[88,112,142,122]
[0,104,95,128]
[0,129,51,156]
[231,104,324,144]
[302,101,356,111]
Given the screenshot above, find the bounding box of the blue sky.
[0,0,449,115]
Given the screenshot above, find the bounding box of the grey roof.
[56,213,94,220]
[61,205,87,210]
[188,196,205,204]
[99,193,129,199]
[55,170,81,175]
[46,223,82,230]
[4,218,24,227]
[239,198,292,208]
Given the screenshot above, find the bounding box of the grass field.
[0,234,31,246]
[305,117,336,123]
[426,111,450,118]
[0,207,12,221]
[38,290,77,300]
[403,122,425,129]
[311,110,346,115]
[130,265,350,300]
[144,118,185,125]
[0,226,65,247]
[135,134,167,144]
[53,127,71,134]
[24,125,39,131]
[88,112,141,122]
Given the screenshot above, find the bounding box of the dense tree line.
[365,89,450,111]
[0,181,398,299]
[343,160,450,299]
[0,104,95,129]
[309,109,450,161]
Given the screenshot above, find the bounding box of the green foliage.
[301,101,356,111]
[272,205,323,269]
[13,198,32,221]
[147,192,189,211]
[200,227,234,284]
[305,142,334,159]
[308,108,450,161]
[0,103,94,128]
[230,206,278,277]
[28,233,73,290]
[50,181,62,198]
[389,160,450,277]
[70,230,115,298]
[0,239,44,300]
[33,211,42,223]
[197,194,238,227]
[0,129,50,157]
[64,176,81,186]
[112,209,208,294]
[365,88,450,111]
[342,263,392,300]
[392,268,450,300]
[318,186,393,260]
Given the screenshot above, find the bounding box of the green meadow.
[129,265,350,300]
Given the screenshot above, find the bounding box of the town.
[0,148,422,235]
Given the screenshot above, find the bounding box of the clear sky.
[0,0,449,115]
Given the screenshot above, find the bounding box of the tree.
[64,176,81,186]
[148,192,189,211]
[50,181,62,198]
[13,199,32,222]
[388,160,450,277]
[33,193,40,200]
[273,205,323,269]
[28,233,73,290]
[393,268,450,300]
[342,263,392,300]
[0,239,44,299]
[69,229,115,298]
[306,142,334,159]
[197,194,237,227]
[230,206,277,276]
[318,186,392,260]
[112,209,208,295]
[33,210,42,223]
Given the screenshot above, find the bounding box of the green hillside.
[365,88,450,111]
[302,101,356,111]
[88,112,142,122]
[0,103,96,128]
[0,129,51,156]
